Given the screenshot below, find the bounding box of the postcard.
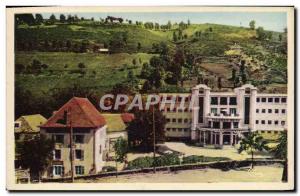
[6,6,295,191]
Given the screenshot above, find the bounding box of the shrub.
[126,153,180,170]
[102,166,117,172]
[154,153,180,167]
[182,155,230,164]
[126,156,153,170]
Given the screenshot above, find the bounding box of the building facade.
[40,97,108,178]
[161,84,287,146]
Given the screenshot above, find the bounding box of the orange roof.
[41,97,106,128]
[121,113,135,123]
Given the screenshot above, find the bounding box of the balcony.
[206,113,241,121]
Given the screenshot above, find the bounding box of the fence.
[42,159,284,182]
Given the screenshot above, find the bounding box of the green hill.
[14,20,287,118]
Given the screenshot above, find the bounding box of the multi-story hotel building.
[161,84,287,147]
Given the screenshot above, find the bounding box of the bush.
[126,156,153,170]
[126,153,180,170]
[182,155,230,164]
[102,166,117,172]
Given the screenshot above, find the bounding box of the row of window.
[54,149,85,160]
[166,118,191,123]
[256,120,285,126]
[53,134,84,144]
[53,165,84,176]
[163,107,192,112]
[256,109,286,114]
[166,128,189,132]
[259,130,280,134]
[211,97,237,105]
[211,108,237,115]
[257,97,286,103]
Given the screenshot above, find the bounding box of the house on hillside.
[40,97,108,178]
[14,114,47,141]
[102,114,129,151]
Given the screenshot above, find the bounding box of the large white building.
[161,84,287,147]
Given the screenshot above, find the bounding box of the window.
[53,165,64,176]
[261,120,265,124]
[256,98,260,103]
[99,145,102,154]
[281,121,285,126]
[54,135,64,144]
[268,98,273,103]
[274,131,278,134]
[262,109,266,113]
[274,120,279,125]
[75,149,84,160]
[211,97,218,105]
[256,120,259,124]
[167,118,170,122]
[229,97,237,105]
[75,166,84,175]
[166,128,170,131]
[281,98,287,103]
[223,122,231,129]
[275,98,280,103]
[262,98,266,102]
[211,108,217,114]
[261,131,265,134]
[184,119,188,123]
[14,122,20,128]
[275,109,279,114]
[74,135,84,143]
[256,109,259,113]
[212,122,220,129]
[230,108,237,115]
[172,119,176,123]
[282,109,286,114]
[268,109,272,113]
[268,120,272,125]
[172,128,177,132]
[54,149,61,160]
[233,122,239,128]
[220,97,228,105]
[178,119,182,123]
[268,131,272,134]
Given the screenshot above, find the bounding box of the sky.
[39,12,287,32]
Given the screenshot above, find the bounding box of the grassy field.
[15,52,155,96]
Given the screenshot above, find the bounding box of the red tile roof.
[121,113,135,123]
[41,97,106,128]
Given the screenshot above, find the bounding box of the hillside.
[14,19,288,118]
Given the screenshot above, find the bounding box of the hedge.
[182,155,230,164]
[126,153,180,170]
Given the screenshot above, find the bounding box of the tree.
[49,14,56,24]
[272,131,287,182]
[15,63,25,74]
[132,58,137,65]
[15,14,35,26]
[238,132,269,169]
[114,137,128,175]
[128,108,166,152]
[35,14,43,25]
[173,31,178,42]
[278,34,283,42]
[59,14,66,23]
[17,134,54,181]
[187,19,191,26]
[256,27,266,40]
[249,20,255,30]
[78,62,86,69]
[137,42,141,51]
